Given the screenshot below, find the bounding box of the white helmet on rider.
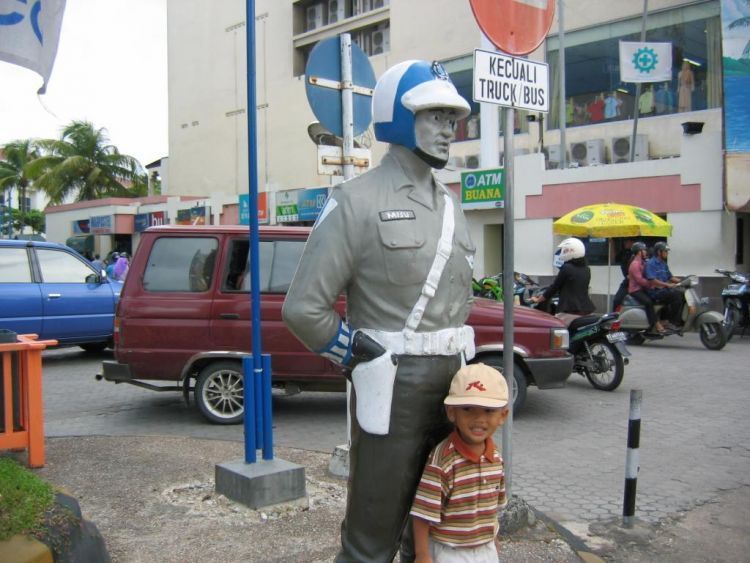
[557,238,586,262]
[372,60,471,168]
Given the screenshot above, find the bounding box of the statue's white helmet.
[372,60,470,150]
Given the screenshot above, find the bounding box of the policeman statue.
[282,60,476,562]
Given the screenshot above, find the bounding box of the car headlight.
[551,328,569,350]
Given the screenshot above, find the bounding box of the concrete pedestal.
[215,458,306,509]
[328,443,350,478]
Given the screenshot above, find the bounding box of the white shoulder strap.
[404,192,454,333]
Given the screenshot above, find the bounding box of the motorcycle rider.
[532,237,595,324]
[645,241,683,329]
[282,60,475,562]
[627,241,665,334]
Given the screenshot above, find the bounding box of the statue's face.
[414,108,457,163]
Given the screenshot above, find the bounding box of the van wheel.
[473,355,527,413]
[195,361,244,424]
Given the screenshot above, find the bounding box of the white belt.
[359,326,475,358]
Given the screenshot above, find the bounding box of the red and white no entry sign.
[469,0,556,56]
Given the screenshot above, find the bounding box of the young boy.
[410,363,510,563]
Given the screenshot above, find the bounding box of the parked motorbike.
[715,268,750,342]
[618,275,727,350]
[472,271,540,305]
[528,287,629,391]
[567,313,630,391]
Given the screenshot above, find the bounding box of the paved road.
[41,333,750,537]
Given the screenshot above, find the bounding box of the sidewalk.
[32,435,586,562]
[31,435,750,562]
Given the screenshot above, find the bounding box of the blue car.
[0,240,123,352]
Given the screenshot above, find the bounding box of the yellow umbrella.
[553,203,672,238]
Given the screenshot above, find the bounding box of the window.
[143,237,218,292]
[0,248,32,283]
[547,2,722,128]
[223,239,306,293]
[37,249,97,283]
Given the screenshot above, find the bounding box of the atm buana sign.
[461,168,505,210]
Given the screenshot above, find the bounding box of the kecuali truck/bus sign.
[461,168,505,210]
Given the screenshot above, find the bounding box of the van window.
[37,248,97,283]
[0,248,33,282]
[143,237,218,292]
[224,239,305,293]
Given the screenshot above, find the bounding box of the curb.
[531,506,605,563]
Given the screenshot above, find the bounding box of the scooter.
[618,275,727,350]
[472,271,541,305]
[530,289,630,391]
[715,268,750,342]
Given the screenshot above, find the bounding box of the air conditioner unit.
[327,0,345,24]
[306,4,324,31]
[545,144,563,168]
[371,25,390,55]
[570,139,605,167]
[447,156,465,169]
[611,134,648,163]
[465,154,480,169]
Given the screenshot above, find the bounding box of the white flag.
[0,0,66,93]
[619,41,672,83]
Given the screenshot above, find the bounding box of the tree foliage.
[26,120,145,204]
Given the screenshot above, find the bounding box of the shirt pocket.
[454,229,476,284]
[377,220,428,286]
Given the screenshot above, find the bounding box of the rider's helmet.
[654,241,670,254]
[631,241,647,254]
[557,238,586,262]
[372,60,470,166]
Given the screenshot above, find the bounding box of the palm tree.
[0,139,39,215]
[729,0,750,58]
[29,121,144,204]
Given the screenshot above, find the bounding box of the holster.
[351,352,398,435]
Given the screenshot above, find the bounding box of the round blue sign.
[305,36,376,137]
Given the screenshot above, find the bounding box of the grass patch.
[0,457,55,541]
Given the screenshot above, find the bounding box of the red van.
[100,225,572,423]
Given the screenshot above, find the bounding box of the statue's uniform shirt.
[283,148,475,346]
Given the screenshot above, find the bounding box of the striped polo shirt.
[410,431,506,547]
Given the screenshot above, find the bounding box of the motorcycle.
[473,271,541,306]
[618,275,727,350]
[529,287,629,391]
[715,268,750,342]
[567,313,630,391]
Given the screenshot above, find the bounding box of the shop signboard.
[72,219,90,234]
[239,192,269,225]
[297,187,329,222]
[134,211,167,232]
[275,190,300,223]
[90,215,112,234]
[176,207,206,226]
[461,168,505,210]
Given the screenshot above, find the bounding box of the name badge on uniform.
[379,210,416,222]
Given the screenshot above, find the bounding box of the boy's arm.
[413,516,433,563]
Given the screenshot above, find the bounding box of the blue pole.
[243,0,267,464]
[262,353,274,460]
[243,355,256,462]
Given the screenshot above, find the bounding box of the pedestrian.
[645,242,683,328]
[531,238,595,325]
[113,252,130,281]
[105,253,119,279]
[627,242,664,334]
[411,363,509,563]
[282,60,476,562]
[91,253,103,272]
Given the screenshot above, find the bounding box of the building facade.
[160,0,746,306]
